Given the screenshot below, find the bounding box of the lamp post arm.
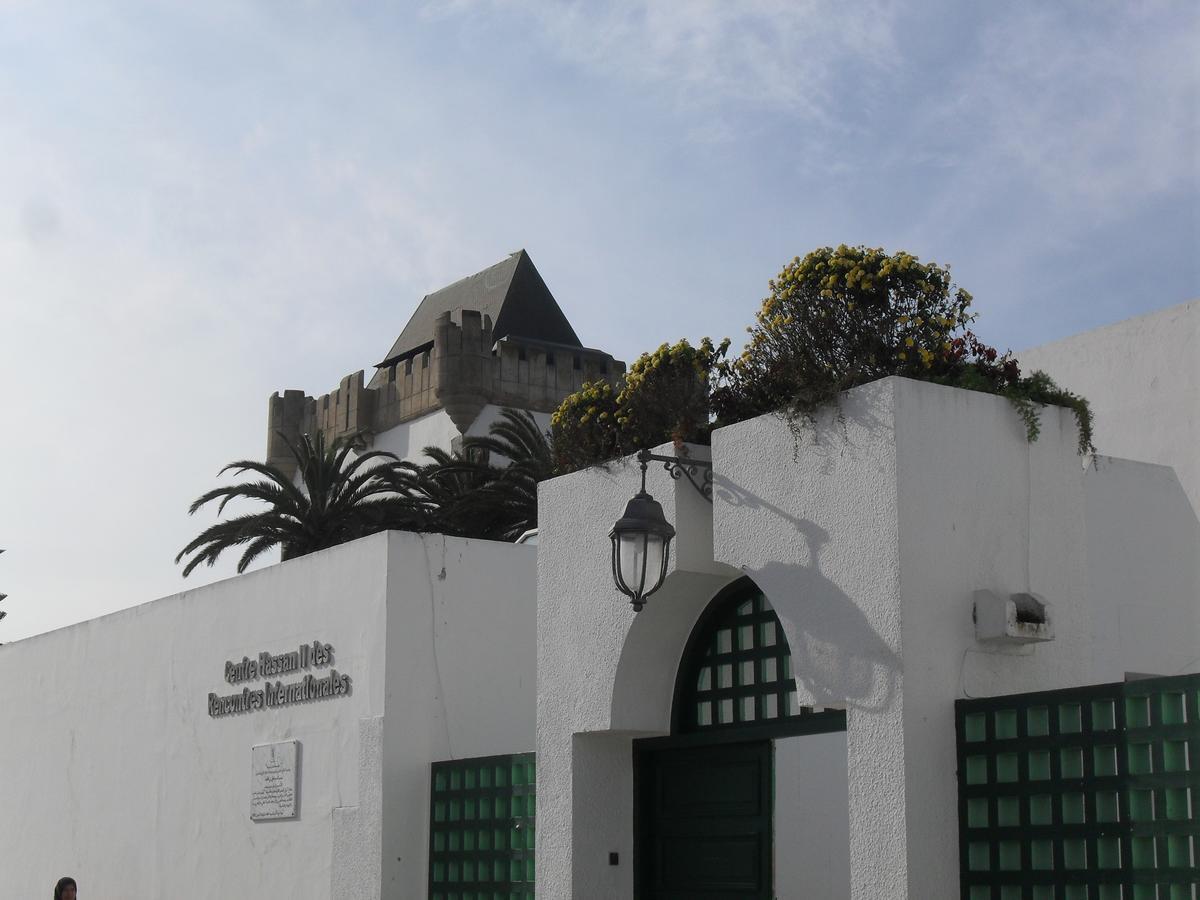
[635,449,714,503]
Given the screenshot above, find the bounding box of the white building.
[0,531,536,898]
[1,295,1196,899]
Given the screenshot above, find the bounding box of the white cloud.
[860,1,1199,333]
[0,18,483,641]
[927,4,1198,213]
[433,0,900,120]
[1,0,1194,642]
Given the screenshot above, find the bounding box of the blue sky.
[1,1,1197,640]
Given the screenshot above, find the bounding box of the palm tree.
[379,409,553,542]
[379,446,510,540]
[460,408,553,540]
[176,432,405,577]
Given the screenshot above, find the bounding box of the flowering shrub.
[616,337,728,449]
[712,245,1094,455]
[712,245,976,420]
[551,337,728,472]
[552,246,1095,469]
[550,379,620,473]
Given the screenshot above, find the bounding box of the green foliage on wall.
[712,245,977,421]
[550,337,728,472]
[548,379,621,474]
[552,245,1095,469]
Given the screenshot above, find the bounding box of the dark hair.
[54,877,77,900]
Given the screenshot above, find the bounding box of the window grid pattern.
[956,674,1200,900]
[428,752,536,900]
[680,589,839,733]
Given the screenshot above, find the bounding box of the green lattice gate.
[428,752,535,900]
[956,674,1199,899]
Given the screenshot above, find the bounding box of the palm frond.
[215,457,308,507]
[179,432,402,576]
[179,409,555,575]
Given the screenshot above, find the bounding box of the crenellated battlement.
[267,308,624,471]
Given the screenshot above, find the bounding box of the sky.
[1,1,1197,642]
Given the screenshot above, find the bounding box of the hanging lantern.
[609,459,676,612]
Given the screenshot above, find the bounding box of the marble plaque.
[250,740,299,820]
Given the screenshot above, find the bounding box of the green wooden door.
[636,739,773,899]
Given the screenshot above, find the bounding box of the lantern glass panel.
[618,532,665,596]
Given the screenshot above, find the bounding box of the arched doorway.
[634,578,846,899]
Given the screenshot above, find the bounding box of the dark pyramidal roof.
[372,250,582,378]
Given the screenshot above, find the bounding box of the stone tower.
[267,250,625,474]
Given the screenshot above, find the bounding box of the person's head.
[54,877,77,900]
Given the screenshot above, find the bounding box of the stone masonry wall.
[267,309,624,473]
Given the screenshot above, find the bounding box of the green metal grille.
[428,753,536,900]
[677,585,841,734]
[956,674,1200,899]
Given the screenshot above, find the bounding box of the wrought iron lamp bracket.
[636,449,714,503]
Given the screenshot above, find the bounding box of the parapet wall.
[267,309,624,471]
[266,372,375,475]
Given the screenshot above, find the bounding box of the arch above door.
[671,577,845,740]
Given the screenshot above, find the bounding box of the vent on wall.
[974,591,1055,644]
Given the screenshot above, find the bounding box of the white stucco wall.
[889,379,1094,898]
[1019,299,1200,514]
[0,530,538,900]
[371,407,459,462]
[380,532,537,895]
[714,377,1198,898]
[774,732,851,899]
[0,532,391,900]
[372,404,552,464]
[1083,456,1200,680]
[713,379,908,899]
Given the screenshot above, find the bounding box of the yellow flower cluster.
[725,245,980,390]
[552,335,729,468]
[550,380,615,429]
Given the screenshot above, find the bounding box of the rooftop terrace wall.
[1019,299,1200,514]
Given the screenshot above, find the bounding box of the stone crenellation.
[267,309,625,472]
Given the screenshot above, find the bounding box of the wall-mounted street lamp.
[609,449,713,612]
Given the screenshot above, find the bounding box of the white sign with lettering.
[250,740,299,820]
